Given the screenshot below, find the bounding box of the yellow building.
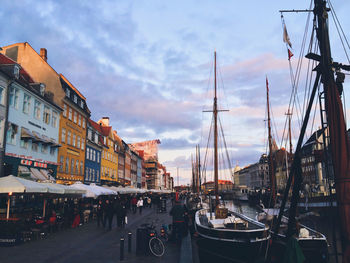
[98,117,118,185]
[57,75,90,184]
[0,43,90,184]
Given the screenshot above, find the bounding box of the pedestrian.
[131,196,137,214]
[147,197,151,208]
[103,199,114,230]
[169,200,188,244]
[137,197,143,215]
[96,199,103,227]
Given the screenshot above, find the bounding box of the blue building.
[84,119,102,185]
[3,58,61,179]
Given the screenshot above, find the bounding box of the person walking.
[147,196,151,208]
[103,199,114,230]
[96,199,103,227]
[137,197,143,215]
[131,196,137,214]
[169,200,188,244]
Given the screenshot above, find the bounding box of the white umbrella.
[70,182,99,198]
[0,175,49,220]
[89,183,117,196]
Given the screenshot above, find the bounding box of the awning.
[41,135,53,145]
[30,168,47,181]
[21,128,35,140]
[49,138,61,148]
[18,165,31,175]
[39,169,55,181]
[31,131,44,143]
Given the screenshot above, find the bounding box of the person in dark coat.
[96,199,103,227]
[169,200,188,244]
[103,199,114,230]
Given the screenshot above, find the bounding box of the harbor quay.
[0,200,193,263]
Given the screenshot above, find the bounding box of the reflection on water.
[223,200,260,219]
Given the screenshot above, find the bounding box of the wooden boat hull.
[195,209,270,262]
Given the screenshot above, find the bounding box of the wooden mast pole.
[214,51,219,206]
[266,77,276,205]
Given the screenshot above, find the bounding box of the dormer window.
[80,100,84,108]
[40,83,46,96]
[74,94,77,103]
[65,88,70,97]
[13,65,20,80]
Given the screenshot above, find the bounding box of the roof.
[100,126,112,137]
[60,73,86,100]
[88,119,108,148]
[0,53,34,84]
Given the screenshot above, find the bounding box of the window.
[81,139,85,150]
[61,128,66,143]
[93,150,96,162]
[68,108,72,120]
[72,134,76,147]
[80,100,84,109]
[85,168,89,180]
[74,111,77,123]
[0,86,5,105]
[52,111,58,128]
[65,88,70,98]
[97,152,100,163]
[75,160,79,175]
[78,114,81,126]
[71,158,74,174]
[9,87,19,109]
[43,106,51,124]
[87,148,90,160]
[20,139,28,149]
[41,144,48,153]
[63,104,67,117]
[50,147,55,155]
[6,123,18,144]
[77,136,81,149]
[94,134,98,144]
[34,100,41,119]
[67,131,71,145]
[22,94,31,114]
[59,156,64,172]
[32,142,38,151]
[80,161,83,176]
[65,157,69,173]
[74,94,77,103]
[82,118,85,128]
[88,129,92,140]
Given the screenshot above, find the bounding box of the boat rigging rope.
[201,115,214,184]
[219,117,234,181]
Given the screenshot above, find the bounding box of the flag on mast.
[288,49,294,60]
[283,24,292,48]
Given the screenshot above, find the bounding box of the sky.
[1,0,350,185]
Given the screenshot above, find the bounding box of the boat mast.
[214,51,219,206]
[266,78,276,205]
[198,144,202,193]
[313,0,350,259]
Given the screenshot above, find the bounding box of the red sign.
[20,159,32,166]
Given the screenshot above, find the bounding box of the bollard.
[120,237,125,261]
[128,232,132,253]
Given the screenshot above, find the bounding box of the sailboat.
[256,79,328,262]
[258,0,350,262]
[194,52,270,263]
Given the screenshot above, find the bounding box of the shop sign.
[34,162,47,168]
[20,159,32,166]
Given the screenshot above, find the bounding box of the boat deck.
[199,211,263,231]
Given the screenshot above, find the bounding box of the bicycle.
[140,222,165,257]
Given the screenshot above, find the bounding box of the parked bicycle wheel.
[149,237,165,257]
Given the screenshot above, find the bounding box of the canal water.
[223,200,260,219]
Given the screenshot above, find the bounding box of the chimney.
[40,48,47,62]
[99,117,110,126]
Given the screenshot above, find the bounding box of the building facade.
[57,75,90,184]
[98,117,118,185]
[85,119,103,185]
[1,57,61,179]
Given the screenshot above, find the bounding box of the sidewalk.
[0,204,182,263]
